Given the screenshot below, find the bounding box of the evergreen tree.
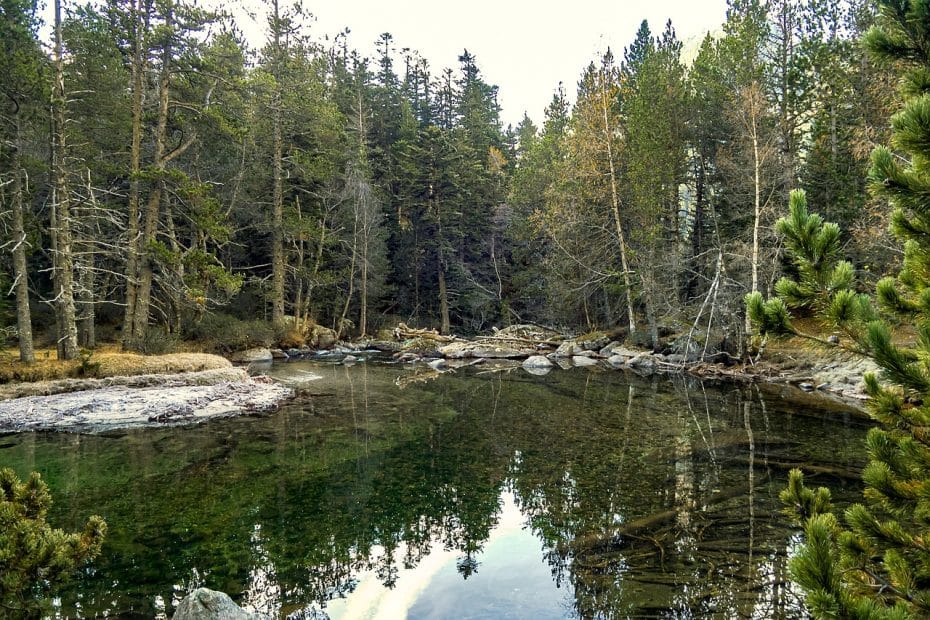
[0,468,106,613]
[750,2,930,616]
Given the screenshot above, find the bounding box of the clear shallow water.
[0,361,869,618]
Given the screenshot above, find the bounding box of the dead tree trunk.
[9,112,34,363]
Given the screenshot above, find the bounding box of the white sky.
[230,0,729,127]
[46,0,729,126]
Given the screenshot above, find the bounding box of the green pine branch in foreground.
[748,2,930,617]
[0,468,106,614]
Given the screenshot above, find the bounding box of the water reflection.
[0,363,868,618]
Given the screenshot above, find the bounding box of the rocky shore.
[0,367,292,433]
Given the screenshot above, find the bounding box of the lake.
[0,360,869,618]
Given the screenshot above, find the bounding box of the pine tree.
[750,2,930,616]
[0,468,106,613]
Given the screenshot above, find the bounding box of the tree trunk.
[122,0,145,347]
[599,71,635,334]
[438,262,450,335]
[270,0,285,324]
[78,261,96,349]
[52,0,79,360]
[10,113,34,363]
[132,2,172,340]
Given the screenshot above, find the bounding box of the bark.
[438,263,450,335]
[78,264,96,349]
[599,71,635,335]
[122,0,145,347]
[10,113,34,363]
[270,0,285,323]
[132,1,172,340]
[51,0,79,360]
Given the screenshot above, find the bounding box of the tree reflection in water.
[0,362,868,618]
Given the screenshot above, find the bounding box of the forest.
[0,0,896,359]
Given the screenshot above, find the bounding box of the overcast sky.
[45,0,729,126]
[229,0,729,127]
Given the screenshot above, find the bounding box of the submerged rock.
[173,588,269,620]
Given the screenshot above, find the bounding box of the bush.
[0,468,106,613]
[183,313,275,353]
[123,326,180,355]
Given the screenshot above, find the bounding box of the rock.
[827,334,840,344]
[438,342,526,359]
[229,348,273,363]
[664,353,687,365]
[270,348,288,360]
[427,358,447,370]
[309,325,337,349]
[342,355,359,364]
[607,354,628,368]
[598,341,621,357]
[523,355,554,369]
[572,355,599,367]
[799,382,815,392]
[286,348,303,358]
[552,341,579,358]
[173,588,269,620]
[555,357,574,370]
[395,352,421,363]
[577,333,610,351]
[627,353,657,373]
[523,365,552,376]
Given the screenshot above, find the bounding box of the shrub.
[183,313,275,353]
[0,468,106,613]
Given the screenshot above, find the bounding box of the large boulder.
[309,325,337,349]
[229,347,273,363]
[173,588,270,620]
[572,355,599,367]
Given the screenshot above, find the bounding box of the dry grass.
[0,344,230,384]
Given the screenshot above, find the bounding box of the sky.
[44,0,730,127]
[228,0,730,127]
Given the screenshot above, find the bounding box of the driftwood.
[473,334,561,347]
[393,323,455,343]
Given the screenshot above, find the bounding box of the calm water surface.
[0,361,869,618]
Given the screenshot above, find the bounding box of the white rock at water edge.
[523,355,554,369]
[173,588,270,620]
[229,347,273,363]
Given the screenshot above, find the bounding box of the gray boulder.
[229,348,273,363]
[523,355,554,369]
[552,341,580,358]
[572,355,599,367]
[606,354,628,368]
[173,588,269,620]
[270,348,288,360]
[427,358,447,370]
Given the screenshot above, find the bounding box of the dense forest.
[0,0,897,361]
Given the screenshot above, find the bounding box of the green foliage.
[771,3,930,617]
[0,468,105,613]
[182,313,275,353]
[123,326,179,355]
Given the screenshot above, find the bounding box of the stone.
[552,341,579,358]
[270,349,288,360]
[523,365,552,376]
[577,334,610,351]
[598,341,621,357]
[827,334,840,344]
[427,358,447,370]
[572,355,599,367]
[309,325,337,349]
[286,348,303,358]
[229,348,273,363]
[799,382,815,392]
[523,355,554,369]
[606,354,628,368]
[173,588,269,620]
[438,342,526,359]
[342,355,359,364]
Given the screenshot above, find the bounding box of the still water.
[0,360,869,618]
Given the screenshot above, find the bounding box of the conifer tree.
[749,2,930,616]
[0,468,106,613]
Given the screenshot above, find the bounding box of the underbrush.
[0,345,230,384]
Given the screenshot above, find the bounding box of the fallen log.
[393,323,456,343]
